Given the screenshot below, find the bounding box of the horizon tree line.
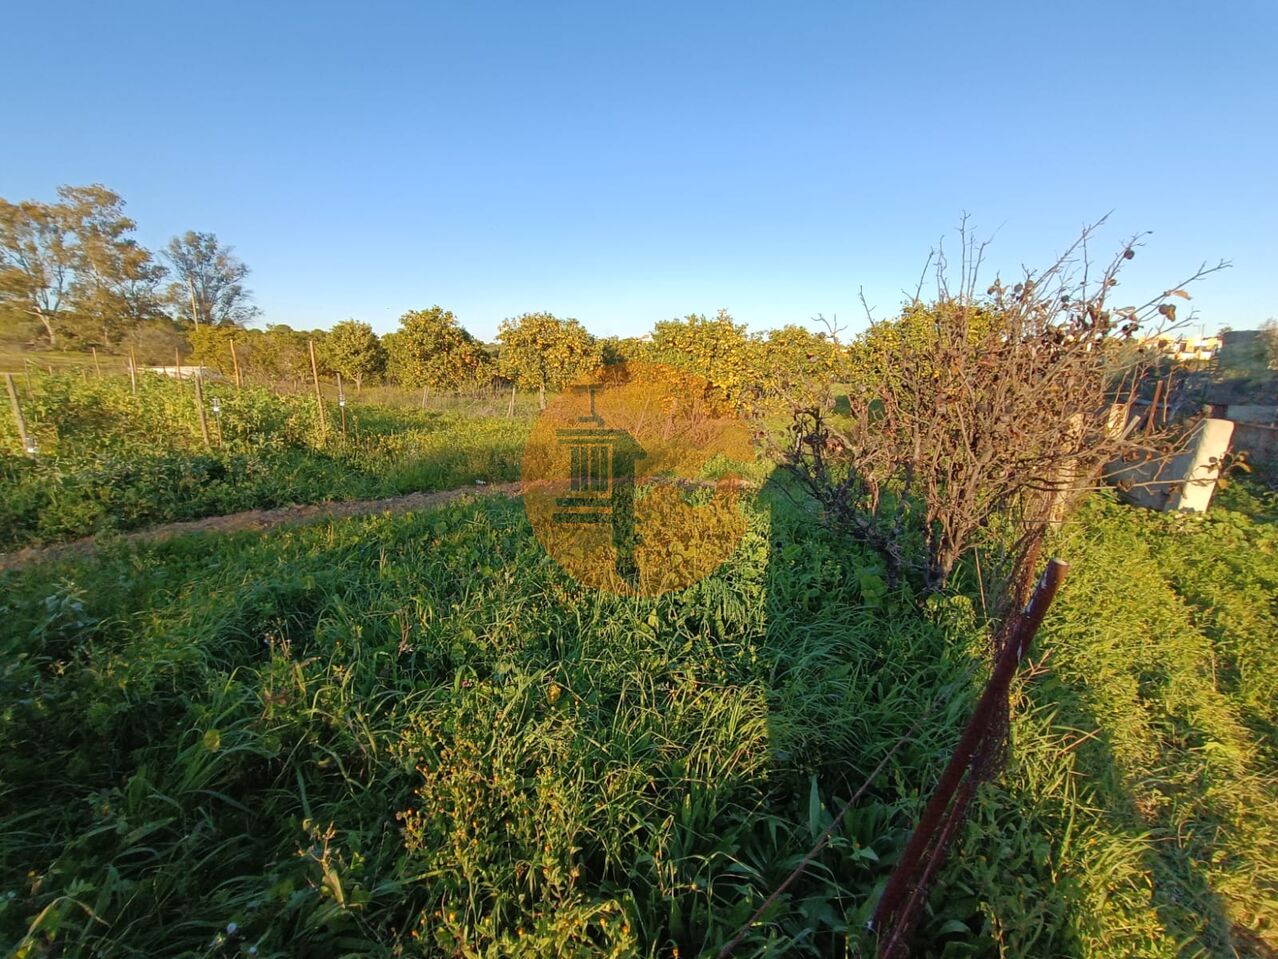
[1,184,848,407]
[0,184,258,351]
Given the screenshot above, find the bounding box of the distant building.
[146,365,215,380]
[1147,332,1220,364]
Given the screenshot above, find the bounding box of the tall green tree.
[0,184,165,348]
[164,231,259,328]
[66,185,167,346]
[497,312,600,408]
[384,307,492,391]
[0,197,74,347]
[319,319,386,391]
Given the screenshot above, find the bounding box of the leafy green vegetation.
[937,491,1278,956]
[0,486,977,957]
[0,374,529,551]
[1,472,1274,956]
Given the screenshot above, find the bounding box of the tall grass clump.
[934,491,1278,956]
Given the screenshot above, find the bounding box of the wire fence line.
[0,359,544,459]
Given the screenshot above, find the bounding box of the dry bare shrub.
[783,220,1227,605]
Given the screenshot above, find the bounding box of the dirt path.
[0,482,523,572]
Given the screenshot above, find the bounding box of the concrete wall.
[1226,404,1278,426]
[1109,418,1235,513]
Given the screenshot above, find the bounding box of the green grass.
[1,442,1275,956]
[936,490,1278,957]
[0,349,134,375]
[0,484,981,958]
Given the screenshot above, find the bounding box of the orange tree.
[384,306,492,392]
[644,310,761,410]
[319,319,386,391]
[761,324,845,407]
[497,312,600,408]
[187,324,241,376]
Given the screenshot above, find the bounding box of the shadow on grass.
[0,464,997,957]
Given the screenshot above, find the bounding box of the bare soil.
[0,481,522,572]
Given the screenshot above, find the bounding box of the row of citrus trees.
[185,308,912,411]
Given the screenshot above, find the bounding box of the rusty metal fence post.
[871,558,1069,957]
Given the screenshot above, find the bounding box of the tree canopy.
[0,184,166,348]
[645,310,761,409]
[164,231,259,328]
[320,319,386,390]
[497,312,600,406]
[384,307,492,391]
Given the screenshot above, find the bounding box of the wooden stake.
[128,347,138,395]
[193,371,211,446]
[337,372,348,438]
[308,339,328,442]
[5,373,33,457]
[229,339,242,390]
[508,383,516,418]
[1146,379,1163,434]
[91,346,102,378]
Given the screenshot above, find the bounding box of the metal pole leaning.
[870,559,1069,952]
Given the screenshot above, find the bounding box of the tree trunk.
[188,280,201,327]
[36,312,55,348]
[539,382,546,410]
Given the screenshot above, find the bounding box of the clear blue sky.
[3,1,1275,340]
